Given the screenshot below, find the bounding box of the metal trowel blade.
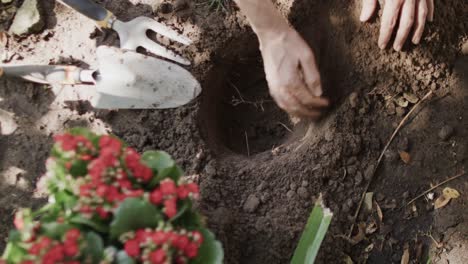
[94,46,201,109]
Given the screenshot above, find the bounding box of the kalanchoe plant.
[1,128,223,264]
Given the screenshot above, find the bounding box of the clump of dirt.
[1,0,467,263]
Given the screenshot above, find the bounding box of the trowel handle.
[59,0,115,28]
[0,65,95,85]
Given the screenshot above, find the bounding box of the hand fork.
[60,0,192,65]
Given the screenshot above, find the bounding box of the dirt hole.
[200,54,292,156]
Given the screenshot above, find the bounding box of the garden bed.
[1,0,467,263]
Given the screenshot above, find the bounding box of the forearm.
[233,0,290,40]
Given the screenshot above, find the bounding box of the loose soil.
[1,0,467,263]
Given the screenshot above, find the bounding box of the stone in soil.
[243,194,260,213]
[438,125,454,141]
[9,0,44,35]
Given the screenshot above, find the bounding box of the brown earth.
[1,0,467,263]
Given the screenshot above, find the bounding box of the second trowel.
[0,46,201,109]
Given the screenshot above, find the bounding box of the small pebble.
[354,172,363,186]
[349,92,359,108]
[289,183,297,191]
[301,180,309,187]
[297,187,309,199]
[286,190,295,200]
[243,195,260,213]
[364,164,375,181]
[438,125,454,141]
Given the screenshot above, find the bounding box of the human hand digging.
[233,0,329,119]
[360,0,434,51]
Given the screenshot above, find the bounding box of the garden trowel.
[0,46,201,109]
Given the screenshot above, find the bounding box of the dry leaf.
[399,151,411,164]
[403,92,419,104]
[350,222,366,245]
[394,96,409,107]
[343,255,354,264]
[374,201,383,222]
[434,195,450,209]
[443,187,460,199]
[366,221,378,235]
[364,192,374,212]
[0,31,7,47]
[401,247,410,264]
[364,243,374,253]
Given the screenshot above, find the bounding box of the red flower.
[75,135,93,150]
[43,244,65,263]
[99,135,122,153]
[99,148,118,167]
[125,148,140,167]
[105,186,121,202]
[79,183,93,197]
[28,243,42,255]
[88,160,106,182]
[20,261,34,264]
[131,163,153,182]
[79,205,93,214]
[96,207,110,219]
[160,180,177,196]
[186,183,199,196]
[151,231,169,245]
[64,241,79,257]
[54,134,76,151]
[175,256,187,264]
[174,235,190,250]
[191,231,204,246]
[125,189,144,198]
[124,239,140,257]
[65,229,81,242]
[38,236,52,249]
[150,189,163,205]
[80,154,93,161]
[135,229,152,243]
[184,242,199,258]
[96,184,109,197]
[149,249,166,264]
[118,179,132,190]
[13,212,24,230]
[177,185,190,199]
[164,197,177,218]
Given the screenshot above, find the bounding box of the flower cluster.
[2,129,222,264]
[123,228,203,264]
[21,229,82,264]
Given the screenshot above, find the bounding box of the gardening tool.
[59,0,192,65]
[0,46,201,109]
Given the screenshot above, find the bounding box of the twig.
[348,90,433,237]
[244,131,250,157]
[277,122,292,133]
[405,171,466,206]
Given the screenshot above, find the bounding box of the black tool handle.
[60,0,110,23]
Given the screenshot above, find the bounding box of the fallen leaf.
[343,255,354,264]
[364,243,374,253]
[394,96,409,107]
[350,222,366,245]
[365,221,378,235]
[443,187,460,199]
[364,192,374,212]
[403,92,419,104]
[434,195,450,209]
[374,201,383,222]
[401,244,410,264]
[0,31,7,47]
[399,151,411,164]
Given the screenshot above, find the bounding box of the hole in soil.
[200,53,293,156]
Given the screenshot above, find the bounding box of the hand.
[360,0,434,51]
[258,28,329,119]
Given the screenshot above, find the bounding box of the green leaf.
[172,210,203,229]
[141,151,177,178]
[54,191,78,209]
[110,198,162,239]
[290,196,333,264]
[7,230,21,243]
[70,159,88,177]
[170,200,191,222]
[69,215,109,233]
[1,241,27,263]
[192,228,224,264]
[82,232,104,264]
[116,251,135,264]
[40,222,72,239]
